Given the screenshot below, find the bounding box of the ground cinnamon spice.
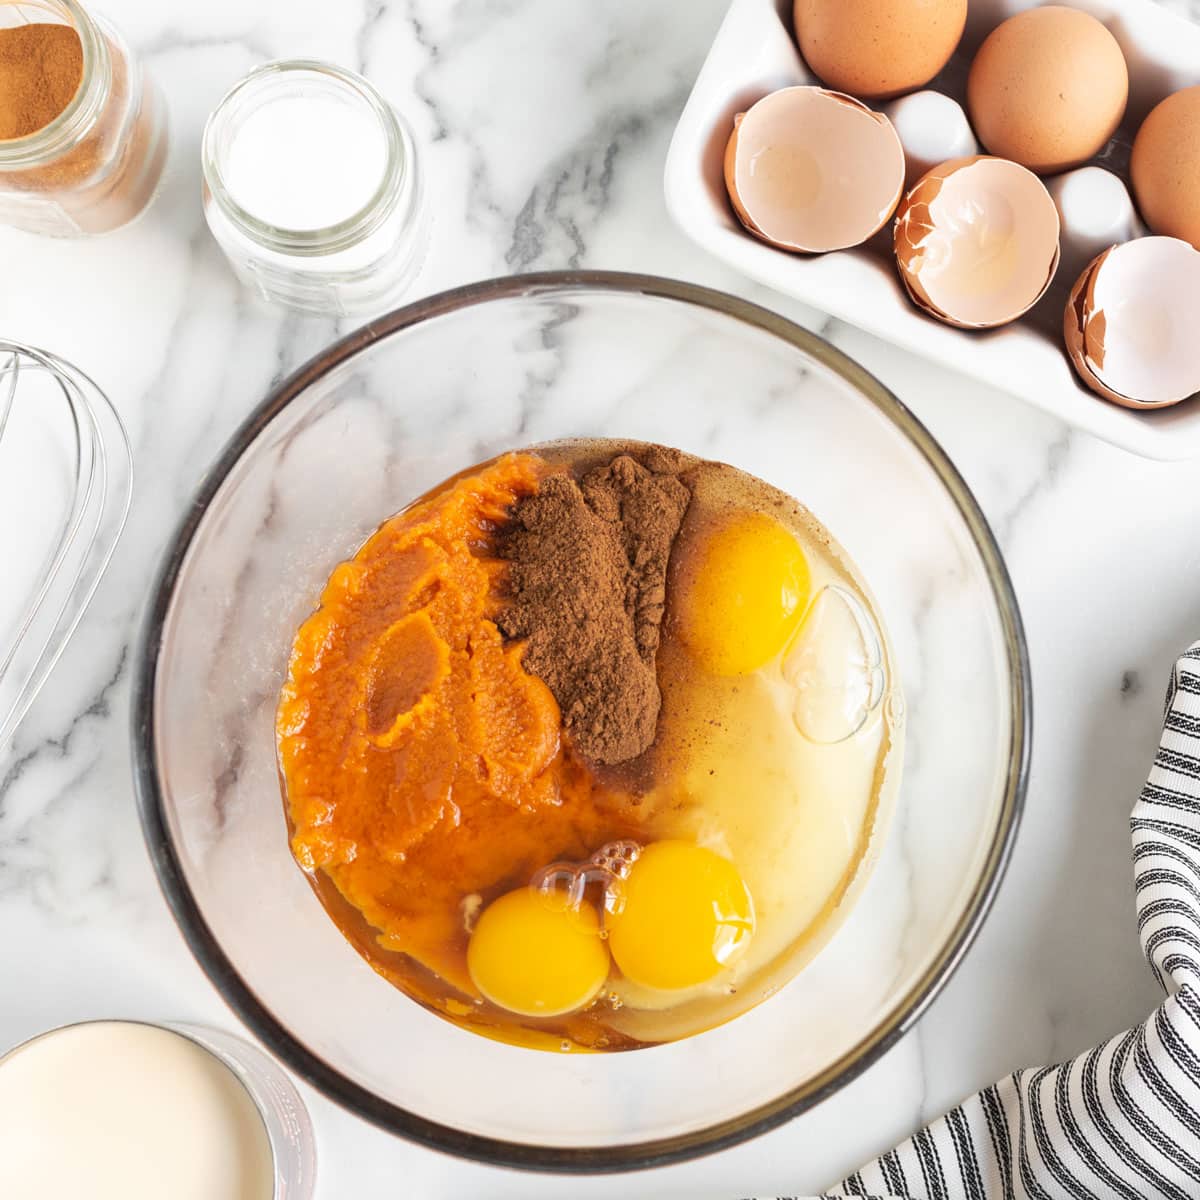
[499,450,691,765]
[0,24,83,141]
[0,18,166,235]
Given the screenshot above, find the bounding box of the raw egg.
[467,888,610,1017]
[793,0,966,101]
[894,156,1061,329]
[607,842,754,992]
[724,86,905,254]
[1063,237,1200,410]
[1130,86,1200,252]
[675,510,811,676]
[967,6,1128,174]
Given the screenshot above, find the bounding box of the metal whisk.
[0,339,132,745]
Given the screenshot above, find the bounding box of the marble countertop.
[4,1,1200,1195]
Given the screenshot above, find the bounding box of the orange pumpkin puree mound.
[277,453,637,999]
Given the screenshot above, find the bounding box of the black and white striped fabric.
[813,643,1200,1200]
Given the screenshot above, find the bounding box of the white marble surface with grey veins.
[3,1,1200,1196]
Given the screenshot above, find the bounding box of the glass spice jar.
[202,60,429,317]
[0,0,168,236]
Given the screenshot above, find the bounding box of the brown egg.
[894,156,1060,329]
[967,6,1128,175]
[724,87,905,253]
[793,0,966,101]
[1130,86,1200,251]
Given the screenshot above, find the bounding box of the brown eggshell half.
[724,114,755,233]
[1063,240,1200,410]
[1062,247,1136,407]
[724,86,905,254]
[894,156,1060,329]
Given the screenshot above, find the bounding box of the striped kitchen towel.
[812,642,1200,1200]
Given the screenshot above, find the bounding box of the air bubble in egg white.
[783,586,886,745]
[531,840,642,918]
[884,91,979,187]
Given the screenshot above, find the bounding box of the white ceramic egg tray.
[664,0,1200,459]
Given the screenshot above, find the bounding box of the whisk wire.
[0,339,132,746]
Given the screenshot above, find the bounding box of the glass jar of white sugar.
[201,60,427,316]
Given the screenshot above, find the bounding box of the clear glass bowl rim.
[131,270,1031,1174]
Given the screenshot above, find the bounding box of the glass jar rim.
[202,59,409,258]
[0,0,111,169]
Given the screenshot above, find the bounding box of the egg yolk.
[677,511,811,675]
[607,841,754,991]
[467,887,610,1017]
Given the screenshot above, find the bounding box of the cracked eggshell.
[724,86,905,254]
[1064,237,1200,410]
[893,156,1060,330]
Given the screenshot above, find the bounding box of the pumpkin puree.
[278,453,639,997]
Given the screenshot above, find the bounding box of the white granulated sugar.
[223,93,387,231]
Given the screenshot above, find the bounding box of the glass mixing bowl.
[133,272,1029,1172]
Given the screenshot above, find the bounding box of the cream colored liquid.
[0,1023,274,1200]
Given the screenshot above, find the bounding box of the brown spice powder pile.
[0,24,83,141]
[498,450,691,765]
[0,22,165,233]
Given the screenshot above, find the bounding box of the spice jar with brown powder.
[0,0,167,235]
